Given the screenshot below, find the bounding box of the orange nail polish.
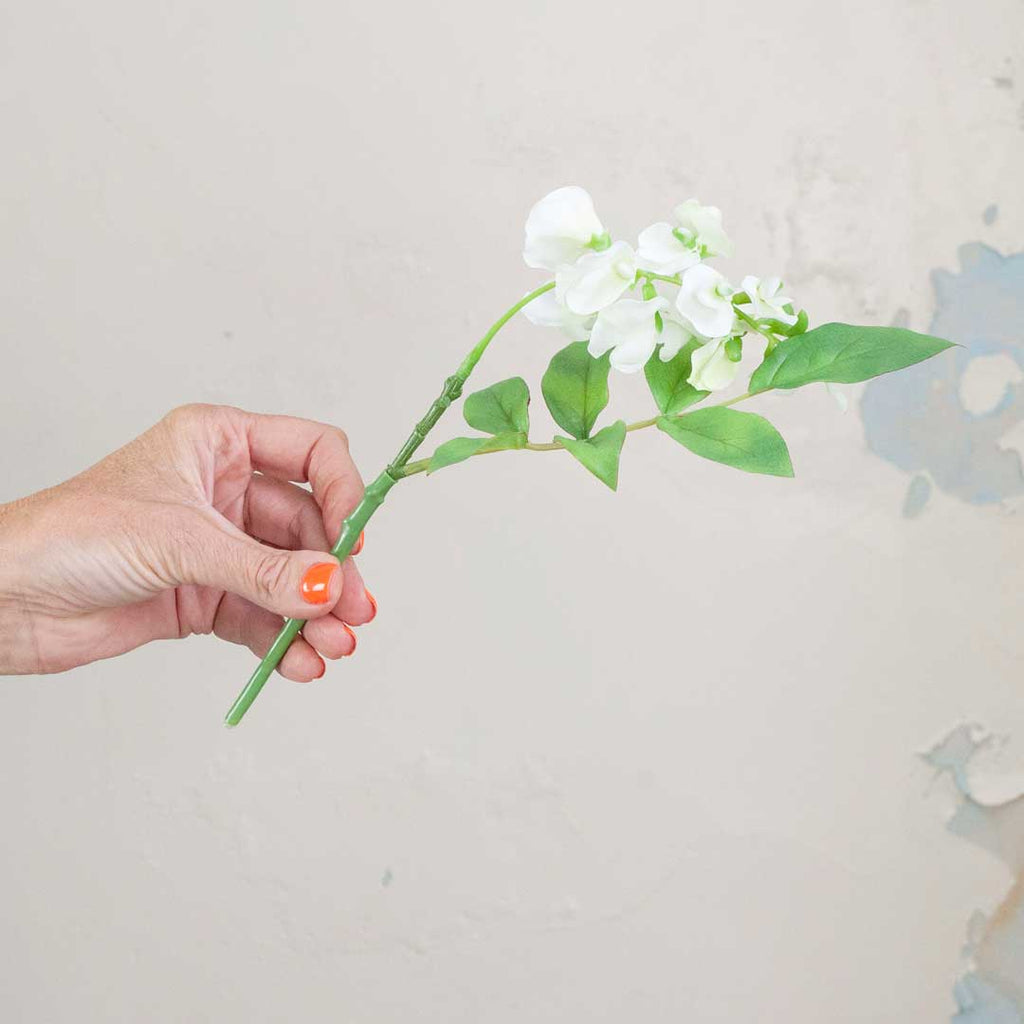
[364,588,377,621]
[342,622,357,655]
[301,562,337,605]
[352,530,365,556]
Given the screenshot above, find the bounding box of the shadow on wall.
[861,234,1024,516]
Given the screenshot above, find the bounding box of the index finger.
[241,411,365,541]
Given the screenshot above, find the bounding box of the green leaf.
[556,420,627,490]
[658,407,794,477]
[463,377,531,435]
[645,340,709,415]
[541,342,610,439]
[428,432,526,473]
[748,322,955,394]
[428,437,486,472]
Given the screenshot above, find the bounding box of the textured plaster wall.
[1,1,1023,1020]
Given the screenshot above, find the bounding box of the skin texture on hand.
[0,404,376,681]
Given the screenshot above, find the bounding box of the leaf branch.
[395,397,753,479]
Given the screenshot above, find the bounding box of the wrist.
[0,495,45,674]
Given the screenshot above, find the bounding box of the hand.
[0,404,375,680]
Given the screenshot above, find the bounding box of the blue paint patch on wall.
[861,243,1024,513]
[923,724,1024,1021]
[901,473,933,518]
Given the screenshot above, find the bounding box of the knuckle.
[292,502,322,549]
[163,403,211,435]
[320,476,352,526]
[252,551,292,602]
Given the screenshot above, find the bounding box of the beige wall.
[2,1,1023,1019]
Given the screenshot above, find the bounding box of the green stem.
[626,415,661,431]
[716,391,752,409]
[394,401,750,481]
[733,307,776,347]
[640,271,683,286]
[457,282,557,378]
[224,280,556,727]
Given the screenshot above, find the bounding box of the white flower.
[674,264,736,339]
[524,186,606,271]
[688,338,742,391]
[556,241,637,315]
[636,222,701,275]
[657,309,699,362]
[672,199,734,258]
[739,275,797,325]
[522,289,597,340]
[587,297,668,373]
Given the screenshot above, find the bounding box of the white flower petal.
[740,274,760,298]
[674,264,736,338]
[524,186,604,270]
[588,297,666,374]
[673,199,734,259]
[522,289,563,328]
[609,345,654,373]
[636,222,700,275]
[523,290,596,340]
[688,338,741,391]
[739,274,797,325]
[658,317,695,361]
[557,241,637,315]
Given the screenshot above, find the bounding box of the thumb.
[181,519,343,620]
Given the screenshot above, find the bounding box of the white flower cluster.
[522,186,799,389]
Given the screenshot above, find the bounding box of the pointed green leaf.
[658,407,793,477]
[749,322,955,394]
[428,437,487,472]
[428,432,526,473]
[463,377,531,435]
[541,342,610,439]
[556,420,627,490]
[644,339,710,415]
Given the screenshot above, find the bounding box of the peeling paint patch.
[902,473,933,518]
[922,724,1024,1020]
[954,974,1021,1023]
[959,354,1024,416]
[861,243,1024,513]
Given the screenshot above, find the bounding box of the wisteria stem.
[223,281,556,727]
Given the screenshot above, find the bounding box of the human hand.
[0,404,375,680]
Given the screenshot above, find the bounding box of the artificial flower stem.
[733,307,776,346]
[717,391,752,409]
[640,271,683,286]
[396,402,751,480]
[223,281,556,727]
[223,471,394,727]
[457,281,556,376]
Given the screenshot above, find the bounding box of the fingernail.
[364,588,377,621]
[301,562,337,605]
[342,623,357,655]
[352,530,365,556]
